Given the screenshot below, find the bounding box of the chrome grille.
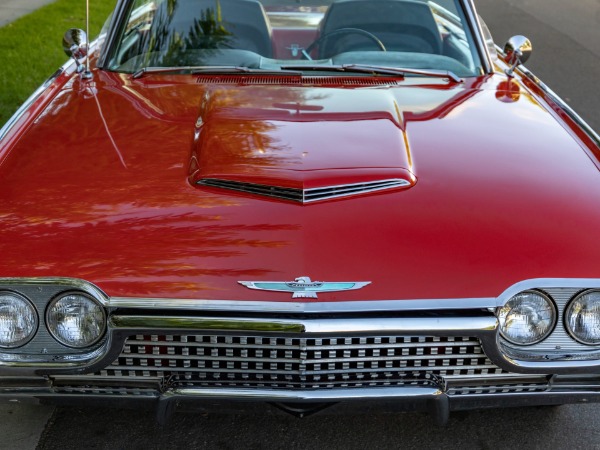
[198,178,410,203]
[53,385,157,397]
[447,382,549,396]
[77,334,532,393]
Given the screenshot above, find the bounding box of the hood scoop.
[198,178,411,203]
[191,87,417,203]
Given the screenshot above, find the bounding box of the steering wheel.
[303,27,386,60]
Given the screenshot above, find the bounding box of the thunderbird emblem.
[238,276,371,299]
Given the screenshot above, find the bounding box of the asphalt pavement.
[476,0,600,132]
[1,0,599,448]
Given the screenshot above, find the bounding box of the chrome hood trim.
[4,277,600,312]
[198,178,411,203]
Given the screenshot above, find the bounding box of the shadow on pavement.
[37,404,598,450]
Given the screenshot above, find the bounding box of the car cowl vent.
[198,178,411,203]
[196,76,402,86]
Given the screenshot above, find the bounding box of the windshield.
[106,0,483,77]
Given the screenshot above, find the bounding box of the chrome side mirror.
[63,28,92,78]
[504,35,532,77]
[63,28,88,60]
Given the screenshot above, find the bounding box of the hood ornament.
[238,276,371,299]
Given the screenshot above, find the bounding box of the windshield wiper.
[281,63,463,83]
[132,63,461,82]
[132,66,302,79]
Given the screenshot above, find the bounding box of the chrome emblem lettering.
[238,276,371,299]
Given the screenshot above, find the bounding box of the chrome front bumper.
[2,375,600,425]
[1,313,600,423]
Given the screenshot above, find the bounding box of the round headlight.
[565,290,600,345]
[498,290,556,345]
[0,292,38,348]
[46,293,106,348]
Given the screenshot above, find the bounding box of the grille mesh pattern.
[447,383,549,396]
[85,334,526,392]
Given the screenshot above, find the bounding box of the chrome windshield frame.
[97,0,493,75]
[461,0,493,74]
[97,0,132,69]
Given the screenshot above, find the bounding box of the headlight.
[565,290,600,345]
[498,290,556,345]
[46,292,106,348]
[0,292,38,348]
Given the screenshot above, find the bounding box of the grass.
[0,0,116,127]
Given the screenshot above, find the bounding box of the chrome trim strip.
[518,66,600,148]
[0,52,83,143]
[501,345,600,364]
[108,296,497,312]
[110,315,305,333]
[0,34,114,143]
[495,45,600,149]
[109,315,498,334]
[109,278,600,312]
[2,277,600,313]
[0,68,63,142]
[0,389,157,399]
[447,391,600,407]
[0,341,113,373]
[462,0,493,74]
[97,0,129,69]
[168,386,444,401]
[489,354,600,374]
[0,386,444,402]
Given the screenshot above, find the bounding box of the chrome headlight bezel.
[565,289,600,346]
[45,291,107,348]
[0,291,39,349]
[497,290,557,346]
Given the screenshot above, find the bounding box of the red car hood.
[2,71,600,302]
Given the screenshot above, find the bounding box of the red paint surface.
[192,85,415,188]
[1,67,600,303]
